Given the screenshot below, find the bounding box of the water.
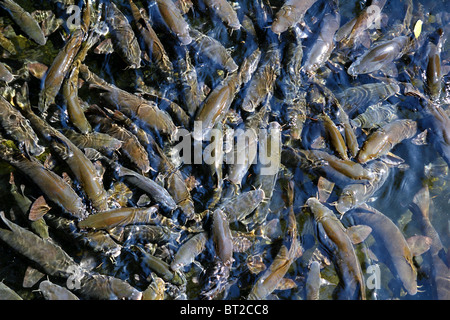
[0,0,448,300]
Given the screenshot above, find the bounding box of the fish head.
[271,6,296,35]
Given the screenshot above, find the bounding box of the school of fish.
[0,0,448,300]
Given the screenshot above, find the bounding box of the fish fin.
[317,176,335,203]
[83,147,103,161]
[192,260,204,272]
[106,226,124,242]
[19,184,26,196]
[61,172,72,185]
[380,62,398,78]
[23,266,45,288]
[379,152,405,167]
[347,225,372,244]
[136,194,151,207]
[406,235,432,256]
[14,83,33,113]
[94,38,114,54]
[87,83,112,93]
[58,30,70,42]
[50,138,73,160]
[412,185,430,219]
[28,196,51,221]
[359,31,372,49]
[276,278,297,290]
[93,160,105,179]
[0,211,19,233]
[86,103,109,117]
[141,51,151,63]
[8,172,15,186]
[366,247,379,262]
[411,130,428,145]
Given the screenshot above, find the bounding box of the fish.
[249,121,282,226]
[337,81,400,116]
[225,105,265,187]
[189,28,238,73]
[17,84,110,213]
[77,273,142,300]
[117,224,174,245]
[351,103,398,129]
[307,197,366,300]
[336,160,390,215]
[348,204,420,296]
[44,212,122,258]
[0,0,46,45]
[0,95,44,157]
[80,64,177,141]
[219,189,265,222]
[241,43,280,113]
[83,148,177,212]
[194,72,242,141]
[78,206,159,230]
[106,2,142,69]
[62,128,122,156]
[0,211,84,278]
[63,62,92,134]
[128,0,173,78]
[0,282,22,300]
[303,5,340,75]
[357,119,417,164]
[421,100,450,166]
[0,0,447,302]
[0,140,88,220]
[335,0,387,49]
[39,280,80,300]
[301,149,375,182]
[135,245,185,286]
[87,112,151,174]
[305,260,321,300]
[176,47,205,117]
[0,61,14,83]
[203,0,241,30]
[38,28,84,115]
[425,30,443,101]
[410,186,450,300]
[154,0,192,45]
[152,142,196,220]
[319,112,349,161]
[211,208,234,267]
[348,36,411,76]
[170,231,208,271]
[271,0,319,35]
[248,181,302,299]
